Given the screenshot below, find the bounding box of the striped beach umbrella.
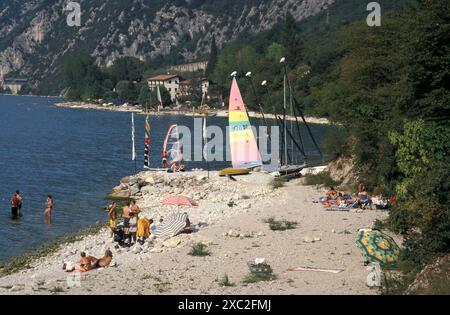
[356,229,400,265]
[154,212,188,240]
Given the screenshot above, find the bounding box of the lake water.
[0,95,336,263]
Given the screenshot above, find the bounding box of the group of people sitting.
[107,200,157,246]
[319,184,393,210]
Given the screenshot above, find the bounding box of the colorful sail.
[228,78,262,169]
[162,125,183,168]
[144,115,150,169]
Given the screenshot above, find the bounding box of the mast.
[203,117,210,178]
[131,113,137,172]
[245,72,271,142]
[281,58,288,166]
[282,58,324,161]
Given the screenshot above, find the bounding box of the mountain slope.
[0,0,333,95]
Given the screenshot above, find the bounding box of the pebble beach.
[0,170,389,295]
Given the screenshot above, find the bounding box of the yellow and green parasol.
[356,229,400,265]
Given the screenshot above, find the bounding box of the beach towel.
[137,218,150,238]
[326,201,358,212]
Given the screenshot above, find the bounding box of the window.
[169,80,172,84]
[169,88,172,92]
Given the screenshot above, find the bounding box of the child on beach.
[129,212,138,244]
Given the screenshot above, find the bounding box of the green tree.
[159,86,172,107]
[266,42,284,63]
[115,80,138,103]
[106,57,147,85]
[407,0,450,122]
[205,36,218,78]
[138,83,153,109]
[63,53,104,101]
[282,13,303,69]
[388,120,450,265]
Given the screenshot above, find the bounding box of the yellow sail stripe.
[229,111,249,122]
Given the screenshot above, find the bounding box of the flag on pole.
[203,117,208,161]
[157,85,163,111]
[144,115,150,168]
[131,113,136,161]
[203,117,210,178]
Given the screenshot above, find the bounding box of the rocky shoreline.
[53,101,331,125]
[0,170,388,295]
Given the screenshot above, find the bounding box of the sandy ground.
[0,173,389,295]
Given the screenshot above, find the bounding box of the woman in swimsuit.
[44,195,53,217]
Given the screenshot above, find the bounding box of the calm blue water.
[0,95,336,263]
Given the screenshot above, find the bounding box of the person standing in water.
[16,191,23,215]
[44,195,53,217]
[10,191,21,217]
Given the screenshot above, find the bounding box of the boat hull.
[219,168,251,177]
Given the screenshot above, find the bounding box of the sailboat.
[267,57,323,177]
[220,73,262,177]
[162,124,184,172]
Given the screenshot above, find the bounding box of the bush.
[264,218,298,231]
[189,243,211,257]
[388,120,450,267]
[303,172,339,187]
[243,269,277,284]
[217,274,234,287]
[321,128,349,160]
[270,177,286,189]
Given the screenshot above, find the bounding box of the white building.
[146,74,181,101]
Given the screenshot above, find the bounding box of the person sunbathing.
[92,250,113,269]
[65,251,113,272]
[325,187,338,200]
[65,252,94,272]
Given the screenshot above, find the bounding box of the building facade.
[147,74,209,102]
[146,74,181,101]
[179,77,209,98]
[2,78,27,94]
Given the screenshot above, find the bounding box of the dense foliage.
[311,0,449,267]
[205,0,449,268]
[63,54,175,107]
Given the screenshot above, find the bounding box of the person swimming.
[44,195,53,217]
